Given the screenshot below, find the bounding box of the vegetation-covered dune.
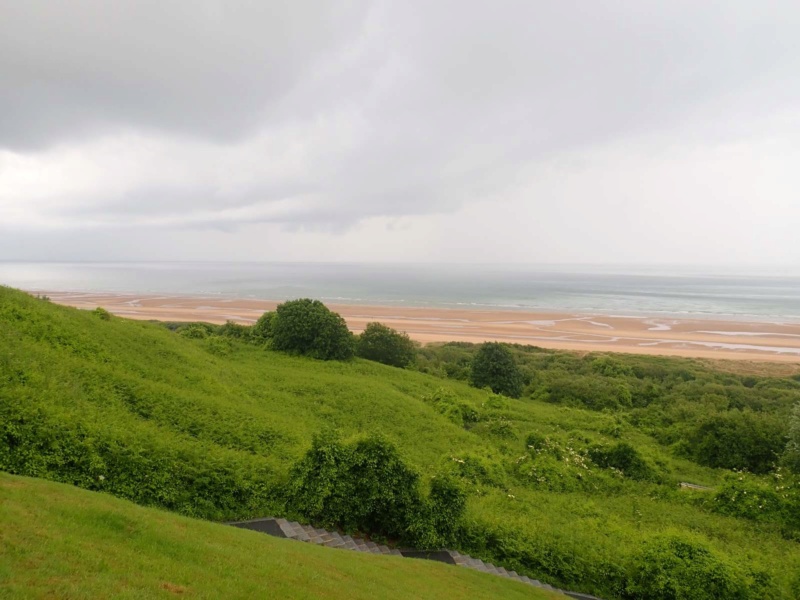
[2,286,799,599]
[0,472,561,599]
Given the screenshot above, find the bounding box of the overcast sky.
[1,1,799,265]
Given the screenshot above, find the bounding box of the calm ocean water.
[1,262,799,322]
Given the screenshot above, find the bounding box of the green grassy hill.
[2,286,799,599]
[0,472,560,599]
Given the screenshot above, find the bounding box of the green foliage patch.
[286,432,465,547]
[271,298,355,360]
[470,342,524,398]
[2,287,800,599]
[356,322,416,368]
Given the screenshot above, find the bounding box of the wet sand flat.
[36,290,800,364]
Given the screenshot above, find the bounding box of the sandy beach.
[32,290,800,366]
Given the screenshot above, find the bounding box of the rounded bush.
[470,342,524,398]
[287,433,465,547]
[270,299,355,360]
[624,534,769,600]
[357,322,416,368]
[92,307,111,321]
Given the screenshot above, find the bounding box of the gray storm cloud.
[0,1,371,148]
[0,0,799,261]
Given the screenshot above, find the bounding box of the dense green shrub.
[684,411,785,474]
[624,534,770,600]
[271,299,354,360]
[514,434,612,492]
[470,342,523,398]
[251,311,275,342]
[204,336,233,356]
[525,432,547,451]
[589,442,657,481]
[710,471,800,539]
[286,433,464,547]
[474,417,518,441]
[445,453,508,488]
[539,374,632,410]
[178,323,215,339]
[0,400,277,521]
[357,322,416,368]
[426,475,467,546]
[218,320,252,340]
[92,307,111,321]
[591,355,634,378]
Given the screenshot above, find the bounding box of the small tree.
[470,342,524,398]
[357,322,416,368]
[270,299,355,360]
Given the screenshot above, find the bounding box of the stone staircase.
[228,518,602,599]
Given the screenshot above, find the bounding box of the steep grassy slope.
[2,286,799,598]
[0,473,560,599]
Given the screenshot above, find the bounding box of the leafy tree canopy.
[271,299,355,360]
[469,342,524,398]
[357,322,416,368]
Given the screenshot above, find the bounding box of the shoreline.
[31,289,800,366]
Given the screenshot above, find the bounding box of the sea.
[1,262,799,323]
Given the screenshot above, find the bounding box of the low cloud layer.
[1,1,799,263]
